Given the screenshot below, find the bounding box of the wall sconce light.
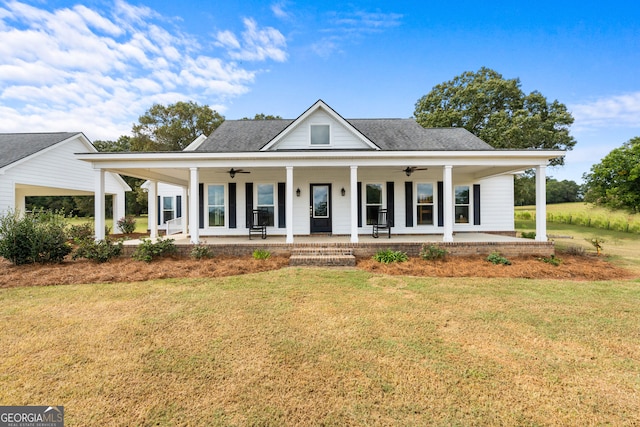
[296,188,301,197]
[341,187,346,196]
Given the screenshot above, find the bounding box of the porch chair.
[249,209,268,240]
[372,208,391,238]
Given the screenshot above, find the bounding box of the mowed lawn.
[1,269,639,426]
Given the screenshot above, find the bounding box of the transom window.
[365,183,383,225]
[455,185,470,224]
[256,184,275,226]
[416,183,434,225]
[207,185,225,227]
[310,124,330,145]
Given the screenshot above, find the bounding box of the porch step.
[289,247,356,267]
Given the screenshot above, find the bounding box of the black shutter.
[357,182,362,227]
[157,196,161,225]
[198,184,204,229]
[473,184,481,225]
[229,183,237,229]
[437,181,444,227]
[405,182,413,227]
[245,183,253,227]
[278,182,286,228]
[176,195,182,219]
[386,181,394,226]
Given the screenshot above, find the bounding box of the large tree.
[414,67,576,166]
[583,137,640,213]
[131,101,225,151]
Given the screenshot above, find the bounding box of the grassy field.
[65,215,149,234]
[1,269,639,426]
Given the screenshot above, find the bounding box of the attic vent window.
[310,124,330,145]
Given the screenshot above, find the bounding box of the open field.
[65,215,149,234]
[1,269,639,426]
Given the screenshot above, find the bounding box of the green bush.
[486,251,511,266]
[252,249,271,260]
[68,221,94,241]
[373,249,408,264]
[0,209,72,265]
[132,238,177,263]
[73,238,123,263]
[191,244,213,260]
[116,216,137,234]
[520,231,536,239]
[420,244,447,260]
[539,254,561,266]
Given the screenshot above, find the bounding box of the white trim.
[205,183,227,228]
[184,134,207,151]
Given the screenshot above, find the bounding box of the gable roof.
[0,132,83,169]
[195,118,494,152]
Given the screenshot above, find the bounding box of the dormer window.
[310,124,330,145]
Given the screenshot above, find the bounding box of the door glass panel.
[313,186,329,218]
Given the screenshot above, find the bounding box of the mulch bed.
[0,254,634,288]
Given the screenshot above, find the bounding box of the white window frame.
[365,182,385,225]
[162,196,175,224]
[309,124,331,146]
[454,185,471,224]
[255,183,276,227]
[415,182,435,226]
[206,183,226,228]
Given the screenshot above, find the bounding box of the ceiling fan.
[401,166,428,176]
[225,168,250,178]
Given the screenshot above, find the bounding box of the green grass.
[1,269,639,426]
[65,215,149,234]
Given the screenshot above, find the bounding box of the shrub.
[420,244,447,260]
[68,222,94,241]
[253,249,271,260]
[539,254,561,266]
[0,209,72,265]
[587,237,605,255]
[191,244,213,260]
[486,251,511,265]
[373,249,408,264]
[132,238,177,263]
[561,245,586,256]
[73,238,123,263]
[520,231,536,239]
[116,216,137,234]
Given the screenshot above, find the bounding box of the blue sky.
[1,0,639,183]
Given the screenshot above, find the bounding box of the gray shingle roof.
[0,132,81,169]
[195,119,493,152]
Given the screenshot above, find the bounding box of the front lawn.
[1,269,639,425]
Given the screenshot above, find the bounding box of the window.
[256,184,275,226]
[416,183,434,225]
[310,124,330,145]
[365,183,383,225]
[208,185,225,227]
[162,196,174,223]
[455,185,470,224]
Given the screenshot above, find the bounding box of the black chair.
[372,208,391,238]
[249,209,267,240]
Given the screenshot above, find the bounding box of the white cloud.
[216,18,287,62]
[571,92,640,131]
[0,1,288,140]
[271,1,290,20]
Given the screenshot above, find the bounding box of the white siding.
[270,110,372,150]
[475,175,514,231]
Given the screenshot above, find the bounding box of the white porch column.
[181,187,188,234]
[286,166,294,243]
[189,168,200,244]
[15,187,26,215]
[535,164,548,242]
[148,180,158,239]
[350,166,359,243]
[443,165,454,242]
[113,190,125,226]
[94,169,105,240]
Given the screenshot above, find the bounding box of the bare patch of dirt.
[0,253,634,289]
[357,254,634,281]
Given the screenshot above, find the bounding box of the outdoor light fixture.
[296,188,301,197]
[341,187,346,196]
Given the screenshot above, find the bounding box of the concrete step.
[289,247,356,267]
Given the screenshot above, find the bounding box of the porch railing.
[165,217,183,235]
